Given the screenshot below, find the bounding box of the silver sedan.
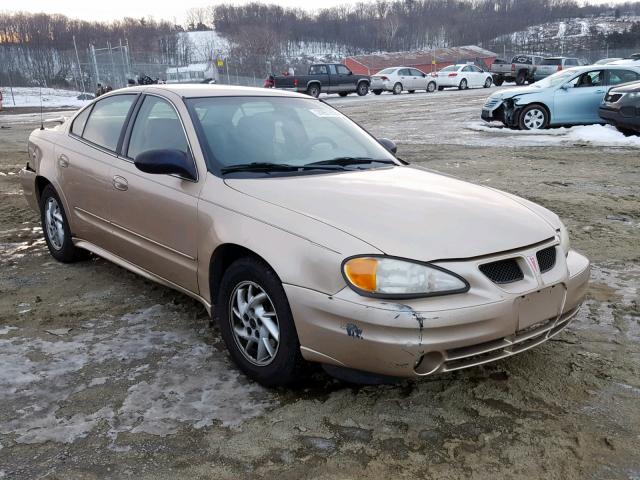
[370,67,438,95]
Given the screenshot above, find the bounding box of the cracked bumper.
[286,249,590,378]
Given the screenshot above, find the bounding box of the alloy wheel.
[44,197,64,250]
[229,281,280,366]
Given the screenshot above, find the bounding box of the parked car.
[435,64,493,90]
[607,53,640,66]
[490,54,543,86]
[599,79,640,135]
[594,57,623,65]
[370,67,437,95]
[482,65,640,130]
[269,63,370,98]
[20,84,589,386]
[533,57,583,81]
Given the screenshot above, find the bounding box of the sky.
[8,0,632,24]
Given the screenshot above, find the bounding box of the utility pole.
[73,35,86,94]
[90,44,100,88]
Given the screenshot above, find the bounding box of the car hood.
[610,80,640,93]
[224,166,558,261]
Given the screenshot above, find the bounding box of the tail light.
[557,65,563,71]
[380,76,389,81]
[294,79,298,87]
[511,64,516,71]
[448,73,458,77]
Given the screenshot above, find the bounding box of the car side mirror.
[378,138,397,154]
[422,73,426,77]
[134,149,197,180]
[560,83,570,90]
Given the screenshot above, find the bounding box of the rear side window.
[127,96,188,160]
[309,65,328,75]
[82,95,136,152]
[608,69,640,85]
[399,68,411,76]
[71,107,91,136]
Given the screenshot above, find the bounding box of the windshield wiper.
[220,162,344,174]
[305,157,396,167]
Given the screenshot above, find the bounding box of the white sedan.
[435,64,493,90]
[370,67,438,95]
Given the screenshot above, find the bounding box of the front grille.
[536,246,556,273]
[479,259,523,284]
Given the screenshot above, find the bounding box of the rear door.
[57,94,137,249]
[397,68,411,89]
[554,69,605,124]
[108,93,202,292]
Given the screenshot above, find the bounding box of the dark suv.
[599,79,640,135]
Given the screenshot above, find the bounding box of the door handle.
[595,90,605,94]
[57,154,69,168]
[112,175,128,191]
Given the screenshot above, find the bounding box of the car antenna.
[39,84,44,130]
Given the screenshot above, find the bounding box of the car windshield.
[533,69,578,88]
[377,68,397,74]
[187,96,397,172]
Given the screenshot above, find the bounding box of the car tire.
[616,126,638,136]
[427,82,436,92]
[215,256,306,387]
[372,89,383,95]
[484,77,492,88]
[518,104,549,130]
[493,76,504,86]
[392,82,402,95]
[408,90,415,94]
[338,92,348,97]
[438,86,445,91]
[306,84,320,98]
[40,184,89,263]
[516,71,526,85]
[356,82,369,96]
[458,79,467,90]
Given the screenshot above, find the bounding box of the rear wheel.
[393,82,402,95]
[616,126,638,136]
[408,90,415,94]
[356,82,369,96]
[338,92,348,97]
[484,77,492,88]
[518,104,549,130]
[427,81,436,93]
[40,184,88,263]
[215,257,306,387]
[437,86,444,91]
[372,89,383,95]
[493,76,504,86]
[306,84,320,98]
[515,71,526,85]
[458,78,468,90]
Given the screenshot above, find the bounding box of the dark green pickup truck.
[269,63,371,98]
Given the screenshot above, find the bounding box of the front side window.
[336,65,351,75]
[410,69,424,76]
[188,97,396,172]
[127,96,189,160]
[82,95,136,151]
[399,68,411,76]
[568,70,603,88]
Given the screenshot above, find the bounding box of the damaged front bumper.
[286,247,590,378]
[481,98,521,127]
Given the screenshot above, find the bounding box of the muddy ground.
[0,88,638,479]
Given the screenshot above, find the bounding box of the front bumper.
[599,105,640,131]
[287,247,590,378]
[19,167,39,212]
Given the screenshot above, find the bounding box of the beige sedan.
[20,85,590,386]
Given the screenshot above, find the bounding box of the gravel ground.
[0,87,639,479]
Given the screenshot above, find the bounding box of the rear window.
[541,58,563,66]
[511,55,532,64]
[377,68,397,74]
[82,95,136,152]
[440,65,458,72]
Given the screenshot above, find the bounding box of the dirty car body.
[21,84,589,386]
[482,65,640,130]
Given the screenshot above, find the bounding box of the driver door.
[553,69,605,124]
[108,94,202,293]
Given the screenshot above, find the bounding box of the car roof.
[114,83,308,99]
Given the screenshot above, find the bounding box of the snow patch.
[0,87,89,108]
[0,326,18,335]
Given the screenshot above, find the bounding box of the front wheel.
[484,77,492,88]
[518,104,549,130]
[40,184,88,263]
[372,89,383,95]
[427,81,436,93]
[493,76,504,86]
[356,82,369,96]
[306,84,320,98]
[458,78,468,90]
[392,82,402,95]
[215,257,306,387]
[516,72,526,85]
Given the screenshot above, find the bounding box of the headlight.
[342,256,469,299]
[559,223,570,256]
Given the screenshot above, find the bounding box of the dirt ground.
[0,88,639,480]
